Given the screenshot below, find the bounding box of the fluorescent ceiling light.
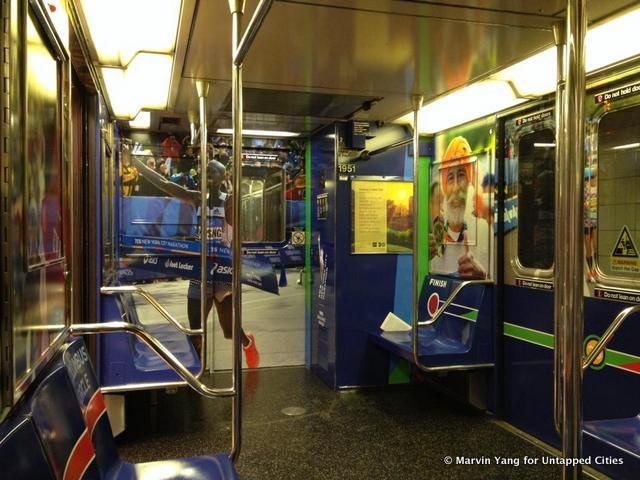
[129,111,151,129]
[79,0,181,65]
[413,81,525,134]
[496,7,640,99]
[216,129,300,138]
[493,48,556,98]
[534,143,556,148]
[101,53,172,119]
[401,6,640,134]
[586,8,640,72]
[612,143,640,150]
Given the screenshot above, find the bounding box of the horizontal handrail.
[101,286,202,336]
[101,380,190,394]
[417,279,493,327]
[582,304,640,371]
[70,322,234,398]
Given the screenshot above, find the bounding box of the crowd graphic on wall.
[117,133,306,292]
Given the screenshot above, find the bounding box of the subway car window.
[241,178,266,241]
[596,105,640,279]
[517,129,555,269]
[241,167,284,242]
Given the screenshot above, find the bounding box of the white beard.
[446,197,466,228]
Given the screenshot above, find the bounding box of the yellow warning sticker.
[611,225,640,273]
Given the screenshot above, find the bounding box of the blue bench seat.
[114,455,239,480]
[584,414,640,459]
[101,293,200,387]
[0,416,54,479]
[369,274,494,369]
[133,323,199,372]
[0,336,238,480]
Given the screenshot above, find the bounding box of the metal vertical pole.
[559,1,586,478]
[196,80,209,374]
[553,21,566,437]
[411,95,423,364]
[228,0,245,462]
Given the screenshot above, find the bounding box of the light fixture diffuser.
[129,111,151,129]
[101,53,173,119]
[79,0,181,65]
[414,81,525,134]
[401,6,640,134]
[216,129,300,138]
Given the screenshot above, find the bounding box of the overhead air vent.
[158,115,184,132]
[159,116,181,126]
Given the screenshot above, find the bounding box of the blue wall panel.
[335,143,412,387]
[310,125,338,387]
[309,121,414,388]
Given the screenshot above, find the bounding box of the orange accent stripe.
[63,429,95,480]
[84,390,107,437]
[621,361,640,373]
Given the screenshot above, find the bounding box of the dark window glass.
[517,129,555,269]
[241,166,284,242]
[597,105,640,280]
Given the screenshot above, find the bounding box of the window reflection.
[597,105,640,279]
[517,129,555,269]
[241,167,284,242]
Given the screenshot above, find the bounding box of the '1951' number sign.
[338,164,356,174]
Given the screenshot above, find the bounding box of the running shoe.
[243,333,260,369]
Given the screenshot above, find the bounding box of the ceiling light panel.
[216,129,300,138]
[129,111,151,129]
[79,0,181,65]
[101,53,173,118]
[417,81,525,134]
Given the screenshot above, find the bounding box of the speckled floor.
[116,367,565,479]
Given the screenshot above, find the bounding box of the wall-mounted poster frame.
[24,3,64,268]
[351,176,413,254]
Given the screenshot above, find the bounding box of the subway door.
[500,107,557,445]
[581,81,640,477]
[69,69,100,348]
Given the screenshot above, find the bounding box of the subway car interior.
[2,0,640,478]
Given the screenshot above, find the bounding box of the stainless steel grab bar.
[552,19,566,438]
[233,0,274,67]
[413,279,493,372]
[101,286,203,336]
[417,280,493,327]
[582,304,640,371]
[70,322,234,398]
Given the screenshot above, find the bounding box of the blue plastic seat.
[0,337,238,480]
[370,274,494,368]
[583,414,640,459]
[0,416,54,479]
[100,293,200,387]
[113,455,239,480]
[133,323,200,372]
